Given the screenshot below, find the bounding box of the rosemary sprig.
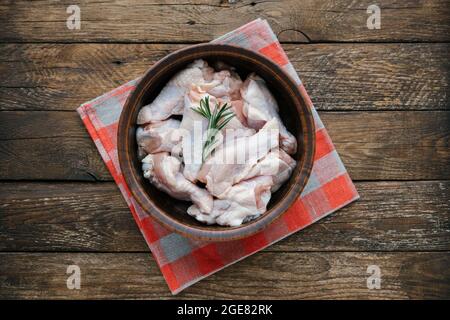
[191,96,235,161]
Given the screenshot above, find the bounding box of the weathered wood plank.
[0,252,448,299]
[1,0,449,43]
[0,43,448,111]
[0,136,110,181]
[0,181,448,252]
[321,111,450,181]
[0,111,448,180]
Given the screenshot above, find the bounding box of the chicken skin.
[136,119,181,155]
[198,119,280,197]
[137,60,210,124]
[142,152,213,213]
[240,73,297,154]
[187,176,274,226]
[242,148,296,192]
[137,61,298,227]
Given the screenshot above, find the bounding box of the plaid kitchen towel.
[77,18,359,294]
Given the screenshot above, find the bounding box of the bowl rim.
[118,43,315,241]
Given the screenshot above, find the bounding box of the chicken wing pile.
[136,59,297,226]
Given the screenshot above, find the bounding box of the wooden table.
[0,0,449,299]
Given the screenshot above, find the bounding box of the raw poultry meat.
[204,70,242,100]
[187,176,274,226]
[179,86,214,182]
[241,73,297,154]
[242,148,296,192]
[136,119,181,154]
[200,68,247,127]
[218,100,255,141]
[226,99,248,128]
[142,152,213,213]
[180,86,253,182]
[136,61,298,227]
[198,119,280,197]
[137,60,211,124]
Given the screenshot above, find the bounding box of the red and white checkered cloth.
[77,18,359,294]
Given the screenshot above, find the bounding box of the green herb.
[191,96,235,161]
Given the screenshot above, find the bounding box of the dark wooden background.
[0,0,449,299]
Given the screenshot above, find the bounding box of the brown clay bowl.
[118,43,315,241]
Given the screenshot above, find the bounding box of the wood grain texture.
[0,181,448,252]
[1,0,449,43]
[1,43,449,111]
[0,252,448,299]
[1,0,449,300]
[0,111,448,181]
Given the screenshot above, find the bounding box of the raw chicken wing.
[142,152,213,213]
[136,119,181,154]
[198,119,280,197]
[178,87,214,182]
[205,70,242,100]
[187,176,274,226]
[137,60,210,124]
[243,148,296,192]
[241,73,297,154]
